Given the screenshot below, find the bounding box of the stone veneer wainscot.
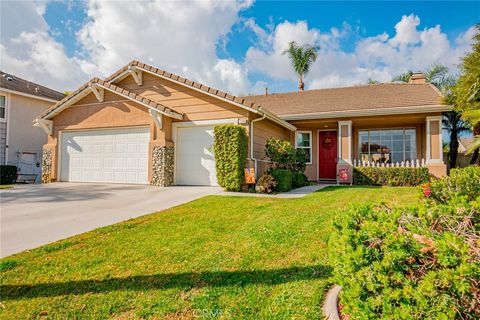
[151,145,174,186]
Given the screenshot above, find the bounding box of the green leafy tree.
[453,24,480,163]
[366,78,380,84]
[392,70,413,83]
[392,63,456,91]
[442,111,471,168]
[282,41,320,91]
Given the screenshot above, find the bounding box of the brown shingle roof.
[38,78,182,120]
[0,71,64,101]
[245,83,443,117]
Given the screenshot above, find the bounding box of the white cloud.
[0,0,253,94]
[0,4,476,95]
[244,14,475,90]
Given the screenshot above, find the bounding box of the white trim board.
[281,105,451,121]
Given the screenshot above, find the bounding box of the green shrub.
[213,124,247,191]
[428,166,480,203]
[353,166,429,186]
[0,165,17,185]
[269,169,292,192]
[292,171,307,189]
[330,166,480,319]
[265,138,306,172]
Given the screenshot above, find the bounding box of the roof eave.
[36,79,183,121]
[280,104,452,121]
[0,87,62,103]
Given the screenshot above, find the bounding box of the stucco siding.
[291,112,442,181]
[4,92,54,166]
[252,120,290,160]
[117,73,249,121]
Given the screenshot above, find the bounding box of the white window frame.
[0,95,6,122]
[358,127,417,163]
[295,130,312,164]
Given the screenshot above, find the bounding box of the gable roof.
[245,83,449,120]
[0,71,65,102]
[106,60,296,131]
[37,77,183,121]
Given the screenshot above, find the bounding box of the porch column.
[337,121,353,184]
[426,116,446,177]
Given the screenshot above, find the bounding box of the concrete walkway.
[217,184,331,198]
[1,183,222,257]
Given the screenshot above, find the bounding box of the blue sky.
[1,1,478,94]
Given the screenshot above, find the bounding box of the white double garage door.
[60,126,218,185]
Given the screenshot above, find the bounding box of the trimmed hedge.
[0,165,17,185]
[330,166,480,319]
[213,124,247,191]
[353,166,429,186]
[269,169,292,192]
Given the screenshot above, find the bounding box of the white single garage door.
[176,126,217,186]
[60,127,149,184]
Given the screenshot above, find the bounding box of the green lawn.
[0,186,418,319]
[0,185,13,189]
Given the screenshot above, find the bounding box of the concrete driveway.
[1,183,222,257]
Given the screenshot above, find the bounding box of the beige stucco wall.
[0,90,55,166]
[44,74,290,183]
[290,113,444,181]
[117,73,249,121]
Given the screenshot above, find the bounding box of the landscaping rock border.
[323,285,342,320]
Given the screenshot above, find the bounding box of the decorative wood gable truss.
[34,77,183,134]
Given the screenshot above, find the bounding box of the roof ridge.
[244,82,434,98]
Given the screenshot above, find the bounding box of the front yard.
[0,186,418,319]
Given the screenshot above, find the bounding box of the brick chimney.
[409,72,427,84]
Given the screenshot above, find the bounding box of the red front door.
[318,131,337,180]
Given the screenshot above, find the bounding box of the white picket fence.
[353,159,427,168]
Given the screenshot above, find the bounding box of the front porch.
[291,113,446,182]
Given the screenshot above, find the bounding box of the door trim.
[317,129,338,181]
[58,126,150,183]
[172,118,240,185]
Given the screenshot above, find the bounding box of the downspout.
[250,113,266,179]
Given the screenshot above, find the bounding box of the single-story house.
[1,71,64,182]
[34,61,449,186]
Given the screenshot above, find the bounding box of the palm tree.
[442,111,471,168]
[392,71,413,83]
[283,41,320,91]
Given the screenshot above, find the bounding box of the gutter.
[281,104,452,121]
[250,114,267,179]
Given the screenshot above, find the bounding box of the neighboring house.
[1,72,64,181]
[34,61,449,186]
[444,137,474,168]
[458,137,473,154]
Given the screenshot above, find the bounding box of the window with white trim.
[0,95,5,120]
[296,131,312,163]
[358,128,416,164]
